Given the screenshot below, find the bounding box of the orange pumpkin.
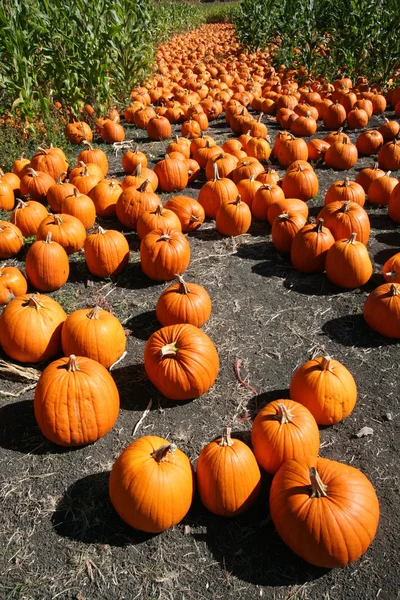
[156,274,211,328]
[84,227,129,278]
[25,232,70,292]
[0,266,27,306]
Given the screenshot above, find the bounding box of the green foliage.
[234,0,400,83]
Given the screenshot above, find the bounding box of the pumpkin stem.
[348,232,357,244]
[36,146,48,155]
[27,168,38,178]
[189,214,201,223]
[212,162,220,181]
[67,355,80,372]
[320,355,333,372]
[15,198,28,209]
[276,402,294,424]
[54,214,63,225]
[258,112,264,123]
[343,177,350,187]
[73,188,79,197]
[342,201,350,213]
[151,443,177,463]
[233,195,242,206]
[278,212,290,221]
[45,232,53,244]
[315,218,324,232]
[82,140,94,150]
[385,171,392,177]
[309,467,328,498]
[98,225,106,234]
[87,306,102,319]
[389,284,400,297]
[160,341,179,358]
[138,179,151,192]
[28,294,43,309]
[158,234,172,242]
[219,427,234,447]
[154,204,164,216]
[134,163,142,177]
[56,172,68,184]
[109,180,116,188]
[175,274,190,294]
[248,174,255,182]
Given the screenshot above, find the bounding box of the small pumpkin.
[363,283,400,338]
[116,179,160,230]
[324,139,358,170]
[198,164,239,219]
[355,164,385,194]
[325,233,373,288]
[62,187,96,230]
[36,214,86,255]
[47,173,77,213]
[156,274,212,328]
[0,221,24,258]
[140,228,190,281]
[378,139,400,171]
[20,168,55,204]
[164,195,205,232]
[252,183,285,221]
[144,323,219,400]
[101,119,125,143]
[64,121,93,144]
[10,199,48,237]
[324,178,366,207]
[251,399,319,474]
[30,147,68,181]
[26,232,70,292]
[216,195,252,236]
[317,201,370,244]
[382,253,400,283]
[196,427,261,517]
[290,355,357,424]
[0,266,27,306]
[281,162,319,201]
[78,141,109,176]
[136,204,182,240]
[109,436,195,533]
[0,294,66,362]
[0,177,15,210]
[84,227,129,278]
[290,219,335,273]
[34,355,119,446]
[272,210,308,253]
[267,197,309,226]
[368,171,398,206]
[154,155,188,192]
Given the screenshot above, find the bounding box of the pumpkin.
[193,142,222,169]
[0,221,24,258]
[156,274,212,328]
[307,138,330,162]
[144,323,219,400]
[272,210,308,253]
[236,176,263,211]
[88,179,121,219]
[34,355,119,446]
[0,266,27,306]
[61,187,96,230]
[323,128,350,145]
[84,227,129,278]
[196,427,261,517]
[205,152,238,180]
[101,119,125,143]
[323,101,346,129]
[62,306,126,369]
[346,107,369,129]
[382,253,400,283]
[290,355,357,424]
[12,154,30,178]
[368,172,398,206]
[252,183,285,221]
[356,130,384,155]
[137,204,182,240]
[47,174,77,213]
[325,233,373,288]
[378,139,400,171]
[109,436,195,533]
[317,201,370,245]
[230,158,264,184]
[388,182,400,223]
[216,195,251,236]
[164,195,205,232]
[0,293,66,362]
[268,197,309,225]
[256,167,280,186]
[36,214,86,255]
[355,164,385,194]
[269,457,379,568]
[25,232,69,292]
[198,164,239,219]
[0,168,20,195]
[378,118,400,142]
[154,155,188,192]
[140,228,190,281]
[122,147,148,173]
[121,163,158,192]
[281,162,318,201]
[116,179,160,230]
[324,177,366,207]
[10,199,48,237]
[251,399,319,474]
[290,111,317,137]
[30,147,67,181]
[246,137,271,162]
[277,134,308,167]
[363,283,400,338]
[78,141,109,176]
[324,139,358,170]
[64,121,92,144]
[20,168,55,204]
[168,136,192,159]
[290,219,335,273]
[0,177,15,210]
[69,164,101,195]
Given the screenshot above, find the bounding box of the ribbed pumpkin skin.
[136,205,182,240]
[196,430,261,517]
[78,145,109,176]
[363,283,400,338]
[216,196,252,236]
[26,237,69,292]
[154,157,188,192]
[0,267,27,306]
[290,356,357,425]
[47,180,77,213]
[355,165,385,194]
[89,179,122,218]
[30,149,67,181]
[10,200,48,237]
[109,436,195,533]
[324,179,366,207]
[324,141,358,170]
[198,176,239,219]
[0,294,66,363]
[251,399,320,474]
[116,184,160,229]
[382,253,400,283]
[317,201,370,245]
[164,196,205,232]
[36,214,86,255]
[272,212,307,253]
[0,178,15,210]
[268,198,308,225]
[325,235,373,288]
[34,355,119,446]
[144,323,219,400]
[281,165,319,201]
[270,457,380,568]
[388,182,400,223]
[0,221,24,258]
[252,184,285,221]
[156,279,212,327]
[62,307,126,369]
[140,228,190,281]
[84,228,129,278]
[290,221,335,273]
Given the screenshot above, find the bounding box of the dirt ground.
[0,106,399,600]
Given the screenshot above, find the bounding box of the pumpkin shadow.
[124,310,159,341]
[375,230,400,246]
[188,226,222,241]
[235,239,274,261]
[111,363,155,411]
[184,487,328,587]
[368,212,397,230]
[116,261,163,290]
[321,313,398,348]
[0,400,80,455]
[282,270,345,297]
[374,248,399,266]
[67,260,91,285]
[249,389,291,418]
[51,471,155,547]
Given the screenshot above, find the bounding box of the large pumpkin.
[196,427,261,517]
[10,199,48,237]
[61,306,126,369]
[317,201,370,245]
[36,214,86,255]
[84,227,129,278]
[144,323,219,400]
[34,355,119,446]
[109,436,195,533]
[325,233,373,288]
[164,195,205,232]
[25,233,70,292]
[0,294,66,362]
[140,228,190,281]
[156,274,212,327]
[290,219,335,273]
[270,456,379,568]
[290,355,357,424]
[251,399,319,474]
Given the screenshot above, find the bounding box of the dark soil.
[0,105,399,600]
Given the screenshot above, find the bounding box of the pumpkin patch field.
[0,2,400,599]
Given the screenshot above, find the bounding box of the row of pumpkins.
[0,22,397,573]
